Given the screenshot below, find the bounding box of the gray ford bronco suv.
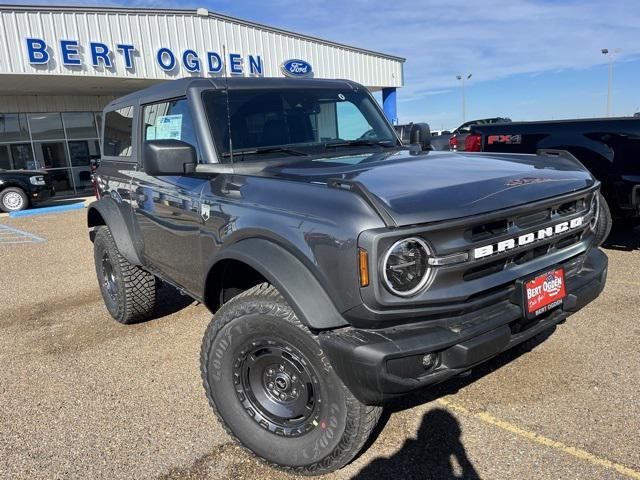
[88,77,607,475]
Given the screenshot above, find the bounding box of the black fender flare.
[206,238,349,330]
[87,198,142,266]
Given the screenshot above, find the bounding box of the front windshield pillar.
[188,86,222,164]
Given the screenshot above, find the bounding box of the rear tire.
[0,187,29,213]
[93,226,157,324]
[594,192,612,246]
[200,283,381,475]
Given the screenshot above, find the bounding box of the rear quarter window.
[103,107,134,158]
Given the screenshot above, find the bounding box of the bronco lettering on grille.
[473,217,584,260]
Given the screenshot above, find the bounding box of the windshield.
[202,87,398,161]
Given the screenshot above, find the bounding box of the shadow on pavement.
[149,283,196,321]
[352,408,480,480]
[37,195,93,208]
[603,224,640,252]
[352,327,556,479]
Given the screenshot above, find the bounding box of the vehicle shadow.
[34,193,94,209]
[352,327,555,479]
[149,283,195,321]
[603,224,640,251]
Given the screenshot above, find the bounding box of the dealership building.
[0,5,404,195]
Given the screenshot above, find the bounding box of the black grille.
[459,193,592,281]
[467,219,509,242]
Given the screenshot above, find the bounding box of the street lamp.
[601,48,621,117]
[456,73,472,123]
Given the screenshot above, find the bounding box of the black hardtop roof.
[105,77,362,110]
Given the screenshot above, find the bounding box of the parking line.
[0,224,46,243]
[438,398,640,480]
[608,280,640,288]
[8,202,85,217]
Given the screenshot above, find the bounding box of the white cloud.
[252,0,640,101]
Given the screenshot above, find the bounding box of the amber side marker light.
[358,248,369,287]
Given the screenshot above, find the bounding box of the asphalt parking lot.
[1,209,639,480]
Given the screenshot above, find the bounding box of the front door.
[131,98,207,294]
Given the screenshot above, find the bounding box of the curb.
[9,202,86,218]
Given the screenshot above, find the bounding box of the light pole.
[601,48,621,117]
[456,73,472,123]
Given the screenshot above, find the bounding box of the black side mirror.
[143,140,196,176]
[409,123,431,151]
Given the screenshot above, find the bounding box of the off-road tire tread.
[595,192,612,246]
[94,226,156,324]
[200,282,381,476]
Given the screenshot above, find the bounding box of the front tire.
[201,283,381,475]
[93,226,157,324]
[0,187,29,213]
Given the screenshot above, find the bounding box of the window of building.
[63,112,98,139]
[95,112,103,138]
[69,140,100,192]
[28,113,65,141]
[142,99,200,159]
[103,107,134,157]
[0,145,11,169]
[33,141,74,195]
[0,114,30,143]
[0,110,101,193]
[10,144,36,170]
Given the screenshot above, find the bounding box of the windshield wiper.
[222,146,308,157]
[324,139,395,149]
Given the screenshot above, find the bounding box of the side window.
[142,99,201,160]
[103,107,134,157]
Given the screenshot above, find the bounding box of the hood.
[264,149,595,226]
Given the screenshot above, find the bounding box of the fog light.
[422,353,438,371]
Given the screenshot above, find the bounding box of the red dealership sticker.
[524,268,566,317]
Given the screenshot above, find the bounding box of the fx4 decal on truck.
[487,134,522,145]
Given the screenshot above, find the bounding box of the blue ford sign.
[281,59,313,78]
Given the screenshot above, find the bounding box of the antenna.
[222,44,234,163]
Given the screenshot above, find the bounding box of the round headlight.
[590,193,599,232]
[383,237,432,296]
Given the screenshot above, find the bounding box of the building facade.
[0,5,404,195]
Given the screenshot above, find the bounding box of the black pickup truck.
[88,77,607,475]
[464,117,640,228]
[0,169,54,212]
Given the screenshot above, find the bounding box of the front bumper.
[30,185,55,204]
[319,248,608,405]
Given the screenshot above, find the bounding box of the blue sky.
[8,0,640,128]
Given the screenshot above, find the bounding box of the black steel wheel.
[201,283,381,475]
[101,251,119,302]
[235,340,320,437]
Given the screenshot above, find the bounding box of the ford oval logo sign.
[281,59,313,78]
